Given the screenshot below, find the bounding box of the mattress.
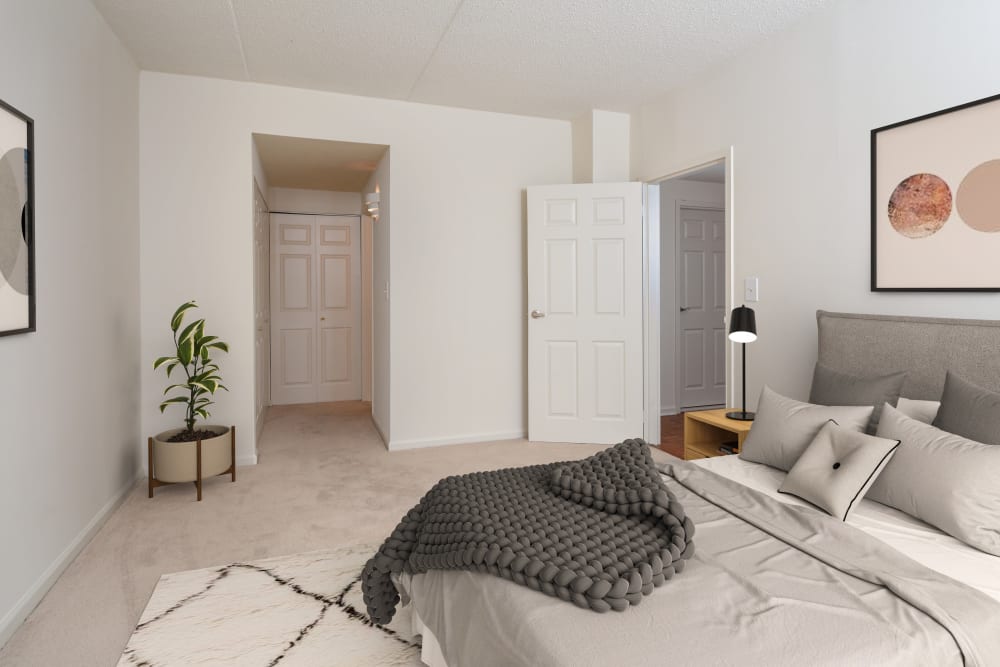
[401,455,1000,667]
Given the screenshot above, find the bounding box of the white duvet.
[400,455,1000,666]
[696,455,1000,602]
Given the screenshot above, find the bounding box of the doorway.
[251,134,390,454]
[642,152,734,448]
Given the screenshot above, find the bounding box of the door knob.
[320,316,326,321]
[530,310,546,319]
[680,307,691,312]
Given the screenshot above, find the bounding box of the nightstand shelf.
[683,409,753,460]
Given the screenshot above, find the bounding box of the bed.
[391,311,1000,666]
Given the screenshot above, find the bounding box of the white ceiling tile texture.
[231,0,464,99]
[91,0,830,119]
[91,0,250,80]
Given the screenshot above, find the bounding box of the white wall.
[572,110,630,183]
[591,110,630,183]
[364,155,390,440]
[634,0,1000,407]
[267,187,360,214]
[139,74,571,457]
[571,112,593,184]
[658,179,725,414]
[251,138,269,197]
[0,0,140,646]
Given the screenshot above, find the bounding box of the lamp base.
[725,410,756,422]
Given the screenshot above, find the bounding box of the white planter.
[148,425,235,500]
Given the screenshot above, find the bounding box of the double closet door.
[270,213,362,405]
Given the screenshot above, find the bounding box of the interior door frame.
[252,177,271,460]
[642,146,736,446]
[674,202,726,412]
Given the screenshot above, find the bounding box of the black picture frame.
[870,94,1000,292]
[0,97,35,336]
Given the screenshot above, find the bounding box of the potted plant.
[148,301,235,500]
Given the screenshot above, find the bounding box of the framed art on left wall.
[0,97,34,336]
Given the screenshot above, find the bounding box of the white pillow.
[895,397,940,424]
[869,404,1000,556]
[739,386,874,472]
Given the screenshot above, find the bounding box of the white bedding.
[404,454,1000,667]
[695,455,1000,602]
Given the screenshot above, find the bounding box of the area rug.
[118,544,422,666]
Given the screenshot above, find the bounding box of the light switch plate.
[744,277,759,302]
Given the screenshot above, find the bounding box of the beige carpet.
[0,402,672,666]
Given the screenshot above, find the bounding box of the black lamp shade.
[728,306,757,343]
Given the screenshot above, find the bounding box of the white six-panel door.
[677,206,726,409]
[270,214,362,405]
[527,183,644,444]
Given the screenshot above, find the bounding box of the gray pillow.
[779,420,899,521]
[739,386,874,472]
[932,371,1000,446]
[896,397,940,424]
[809,363,906,434]
[870,404,1000,556]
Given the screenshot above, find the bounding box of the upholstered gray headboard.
[816,310,1000,400]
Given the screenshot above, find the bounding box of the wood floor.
[659,413,685,458]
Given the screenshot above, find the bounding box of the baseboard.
[0,471,139,648]
[388,430,525,451]
[660,405,679,416]
[236,454,258,467]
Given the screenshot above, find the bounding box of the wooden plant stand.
[148,425,236,501]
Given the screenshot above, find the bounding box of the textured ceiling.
[92,0,831,120]
[254,135,387,192]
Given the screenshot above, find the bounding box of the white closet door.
[316,217,362,402]
[270,213,362,405]
[270,214,318,405]
[527,183,644,444]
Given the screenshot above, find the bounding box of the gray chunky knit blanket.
[362,440,695,624]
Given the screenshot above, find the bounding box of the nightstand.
[683,409,753,460]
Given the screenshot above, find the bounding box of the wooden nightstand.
[683,409,753,460]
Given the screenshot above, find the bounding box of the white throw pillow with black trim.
[778,420,899,521]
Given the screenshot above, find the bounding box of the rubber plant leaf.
[170,301,197,332]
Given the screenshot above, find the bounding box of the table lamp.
[726,305,757,421]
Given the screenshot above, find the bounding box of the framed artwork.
[871,92,1000,291]
[0,97,34,335]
